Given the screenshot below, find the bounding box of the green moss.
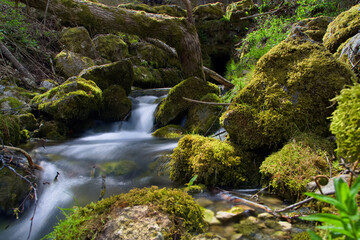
[36,120,68,140]
[20,129,30,142]
[54,50,95,78]
[46,186,206,239]
[117,3,156,13]
[330,83,360,163]
[155,77,220,126]
[153,5,186,17]
[323,3,360,53]
[93,34,128,61]
[99,160,138,176]
[221,39,355,150]
[132,65,163,88]
[193,2,225,21]
[0,96,23,111]
[17,113,37,131]
[292,232,311,240]
[101,85,132,121]
[170,134,258,187]
[0,114,21,145]
[152,124,185,139]
[259,133,335,201]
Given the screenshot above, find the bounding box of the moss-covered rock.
[17,113,38,131]
[36,120,68,140]
[330,83,360,163]
[0,114,21,145]
[221,39,355,150]
[323,3,360,53]
[185,93,223,136]
[0,96,29,114]
[117,3,157,13]
[55,50,95,78]
[133,65,162,88]
[158,68,184,87]
[30,78,103,123]
[152,124,185,139]
[290,16,333,42]
[170,134,258,187]
[59,26,98,59]
[99,160,138,176]
[259,133,335,201]
[156,77,220,126]
[335,33,360,72]
[46,186,206,239]
[100,85,132,121]
[153,5,186,17]
[227,0,258,23]
[193,2,225,21]
[93,34,129,62]
[78,60,134,94]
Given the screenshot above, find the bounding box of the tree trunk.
[19,0,204,79]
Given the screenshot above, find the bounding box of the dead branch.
[1,145,43,170]
[145,38,178,58]
[183,97,230,106]
[203,66,234,89]
[0,40,37,88]
[235,1,285,21]
[181,0,195,25]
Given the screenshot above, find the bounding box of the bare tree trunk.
[18,0,205,79]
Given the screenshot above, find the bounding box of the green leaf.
[305,192,347,212]
[317,225,354,238]
[307,230,322,240]
[334,178,350,205]
[300,213,344,227]
[350,177,360,198]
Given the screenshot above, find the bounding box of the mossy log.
[19,0,204,79]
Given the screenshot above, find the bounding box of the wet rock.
[93,34,129,62]
[152,124,185,139]
[100,85,132,121]
[196,198,214,208]
[99,160,138,177]
[17,113,38,131]
[158,68,183,87]
[257,212,275,220]
[323,3,360,53]
[203,208,221,225]
[133,66,163,88]
[36,120,68,140]
[55,50,95,78]
[79,60,134,94]
[278,221,292,231]
[215,211,237,222]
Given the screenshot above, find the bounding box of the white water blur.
[0,94,177,240]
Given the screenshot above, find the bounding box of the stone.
[55,50,95,78]
[93,34,129,62]
[278,221,292,231]
[100,85,132,121]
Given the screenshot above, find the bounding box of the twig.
[349,160,359,187]
[234,1,285,21]
[1,145,43,170]
[205,106,224,136]
[43,0,51,27]
[203,66,234,89]
[183,97,230,106]
[275,197,314,213]
[325,153,332,178]
[249,186,269,200]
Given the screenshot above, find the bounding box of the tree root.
[1,145,43,170]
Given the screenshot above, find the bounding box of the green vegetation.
[301,177,360,240]
[44,186,206,239]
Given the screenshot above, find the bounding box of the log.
[183,97,230,106]
[203,66,234,89]
[18,0,205,79]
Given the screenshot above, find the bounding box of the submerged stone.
[99,160,138,177]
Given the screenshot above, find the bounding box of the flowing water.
[0,94,179,240]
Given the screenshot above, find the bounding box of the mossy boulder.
[290,16,333,42]
[259,133,335,201]
[35,120,68,140]
[158,68,184,87]
[59,26,98,59]
[46,186,206,239]
[100,85,132,121]
[185,93,223,136]
[152,124,185,139]
[170,134,258,187]
[193,2,225,21]
[0,96,30,114]
[93,34,129,62]
[323,3,360,53]
[155,77,220,126]
[133,66,162,88]
[330,83,360,163]
[17,113,38,131]
[227,0,258,23]
[55,50,95,78]
[78,60,134,94]
[153,5,186,17]
[335,33,360,72]
[220,39,355,150]
[31,78,103,123]
[99,160,138,177]
[0,114,21,145]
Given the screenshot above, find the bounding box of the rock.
[133,66,163,88]
[278,221,292,231]
[307,174,351,195]
[216,211,237,222]
[221,39,355,150]
[196,198,214,208]
[59,26,98,59]
[336,33,360,71]
[257,212,275,220]
[170,134,259,187]
[79,60,134,94]
[158,68,183,87]
[227,0,258,23]
[203,208,221,225]
[152,124,185,139]
[99,160,138,176]
[193,2,225,21]
[17,113,38,131]
[0,114,21,145]
[36,120,68,140]
[93,34,129,62]
[155,77,220,126]
[153,5,186,17]
[55,50,95,78]
[192,233,225,240]
[289,16,333,42]
[40,79,58,90]
[30,78,103,123]
[100,85,132,121]
[323,3,360,53]
[0,96,30,114]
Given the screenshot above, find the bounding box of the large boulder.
[155,77,220,126]
[93,34,129,62]
[78,60,134,94]
[220,38,355,150]
[290,16,333,42]
[323,3,360,53]
[100,85,132,121]
[59,27,98,59]
[170,134,258,187]
[30,78,103,123]
[54,50,95,78]
[46,186,206,239]
[132,66,183,88]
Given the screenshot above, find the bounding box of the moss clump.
[17,113,38,131]
[30,78,103,122]
[99,160,138,176]
[323,3,360,53]
[330,83,360,163]
[132,65,163,88]
[156,77,220,126]
[152,124,185,139]
[193,2,225,21]
[46,186,206,239]
[0,114,21,145]
[101,85,132,121]
[158,68,184,87]
[220,39,355,150]
[259,133,335,201]
[93,34,129,61]
[170,134,258,187]
[79,59,134,94]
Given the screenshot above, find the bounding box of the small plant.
[300,177,360,240]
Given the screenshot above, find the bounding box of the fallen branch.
[183,97,230,106]
[0,40,37,88]
[235,1,285,21]
[145,38,177,58]
[203,66,234,89]
[1,145,43,170]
